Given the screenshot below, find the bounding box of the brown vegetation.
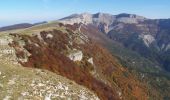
[10,24,149,100]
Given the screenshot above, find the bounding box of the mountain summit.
[59,12,146,33]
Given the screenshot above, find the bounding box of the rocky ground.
[0,60,99,100]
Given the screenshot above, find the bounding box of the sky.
[0,0,170,27]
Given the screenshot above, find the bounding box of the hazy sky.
[0,0,170,27]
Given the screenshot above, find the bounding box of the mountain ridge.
[0,21,47,32]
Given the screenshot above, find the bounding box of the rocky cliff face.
[59,13,145,33]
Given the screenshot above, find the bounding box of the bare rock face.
[59,12,146,33]
[0,36,19,65]
[139,34,155,47]
[59,13,93,25]
[67,50,83,61]
[59,12,114,33]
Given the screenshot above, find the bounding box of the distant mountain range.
[0,21,47,32]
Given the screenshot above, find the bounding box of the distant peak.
[60,13,80,20]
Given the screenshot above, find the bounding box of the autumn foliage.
[11,24,149,100]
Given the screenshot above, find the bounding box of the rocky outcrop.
[87,57,94,65]
[60,13,93,25]
[67,50,83,61]
[139,34,156,47]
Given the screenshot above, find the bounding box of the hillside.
[81,24,170,99]
[59,12,170,99]
[0,22,149,100]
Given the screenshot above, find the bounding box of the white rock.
[38,83,45,87]
[79,90,88,100]
[59,13,93,25]
[21,92,29,96]
[46,34,53,39]
[87,58,94,65]
[37,33,44,41]
[68,50,83,61]
[165,44,170,51]
[139,34,155,47]
[65,86,69,91]
[57,82,65,90]
[45,93,52,100]
[34,43,39,47]
[18,58,28,63]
